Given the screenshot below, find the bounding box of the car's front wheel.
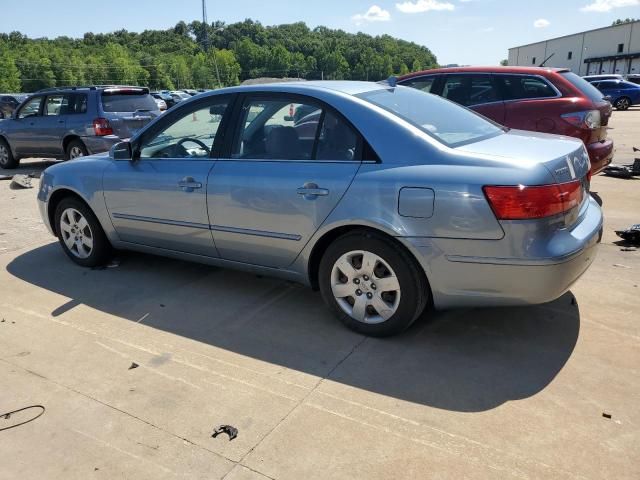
[0,138,19,169]
[54,197,112,267]
[319,230,429,337]
[615,96,631,111]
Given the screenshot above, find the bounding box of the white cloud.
[480,26,495,32]
[534,18,551,28]
[396,0,455,14]
[581,0,639,12]
[352,5,391,24]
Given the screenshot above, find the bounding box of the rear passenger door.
[207,93,363,268]
[440,74,505,124]
[496,74,561,133]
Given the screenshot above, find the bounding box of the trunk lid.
[99,88,160,139]
[457,129,591,228]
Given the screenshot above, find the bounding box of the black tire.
[319,230,429,337]
[615,97,631,111]
[0,138,19,169]
[54,197,112,267]
[66,139,88,160]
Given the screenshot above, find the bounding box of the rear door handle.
[178,176,202,192]
[297,182,329,199]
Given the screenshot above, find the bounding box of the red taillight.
[483,180,583,220]
[93,118,113,136]
[560,110,601,129]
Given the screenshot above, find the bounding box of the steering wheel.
[176,137,210,155]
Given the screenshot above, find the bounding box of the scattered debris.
[159,304,165,308]
[212,424,238,441]
[0,174,13,181]
[602,412,612,419]
[621,247,637,252]
[9,175,33,189]
[0,405,45,432]
[613,264,632,269]
[615,224,640,246]
[128,362,139,370]
[91,258,121,270]
[602,158,640,179]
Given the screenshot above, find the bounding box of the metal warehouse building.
[508,21,640,76]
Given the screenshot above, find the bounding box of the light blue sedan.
[37,81,602,336]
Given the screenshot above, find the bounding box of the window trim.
[222,92,369,164]
[131,93,237,161]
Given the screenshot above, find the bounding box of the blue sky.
[3,0,640,65]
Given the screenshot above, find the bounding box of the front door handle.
[178,176,202,192]
[297,182,329,199]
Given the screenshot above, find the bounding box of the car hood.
[456,129,590,183]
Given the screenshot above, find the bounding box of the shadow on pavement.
[7,243,580,412]
[0,159,58,177]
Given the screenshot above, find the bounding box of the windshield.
[561,72,605,103]
[357,86,504,147]
[101,92,157,112]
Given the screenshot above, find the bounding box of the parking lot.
[0,109,638,479]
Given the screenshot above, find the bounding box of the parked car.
[589,79,640,110]
[0,94,28,119]
[37,82,602,336]
[181,89,199,96]
[398,67,614,174]
[0,85,161,169]
[627,74,640,85]
[170,91,192,103]
[151,91,177,109]
[153,97,167,112]
[583,74,624,83]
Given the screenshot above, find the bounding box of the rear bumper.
[82,135,121,155]
[402,197,603,310]
[586,138,613,174]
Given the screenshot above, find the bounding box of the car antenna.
[538,53,555,67]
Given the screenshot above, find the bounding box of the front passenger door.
[11,96,44,157]
[103,96,231,256]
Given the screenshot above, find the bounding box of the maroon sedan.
[398,66,613,174]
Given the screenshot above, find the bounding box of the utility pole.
[202,0,222,88]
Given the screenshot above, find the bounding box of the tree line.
[0,19,437,93]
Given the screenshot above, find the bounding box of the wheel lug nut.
[354,278,360,284]
[371,283,376,290]
[363,275,369,281]
[355,289,362,296]
[366,292,373,299]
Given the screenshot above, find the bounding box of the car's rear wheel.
[319,230,429,337]
[66,139,88,160]
[0,139,19,169]
[54,197,112,267]
[615,97,631,111]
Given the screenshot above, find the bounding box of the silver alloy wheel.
[69,146,84,159]
[331,250,401,324]
[0,144,8,166]
[59,208,93,259]
[616,98,630,110]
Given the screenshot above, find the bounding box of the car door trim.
[209,224,302,241]
[112,212,301,240]
[111,213,211,230]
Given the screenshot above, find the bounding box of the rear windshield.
[561,72,606,103]
[101,91,157,112]
[357,86,504,147]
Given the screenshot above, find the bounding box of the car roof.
[201,81,388,98]
[398,66,569,81]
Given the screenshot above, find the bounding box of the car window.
[357,86,504,148]
[233,98,321,160]
[560,72,605,103]
[44,95,64,116]
[101,91,157,112]
[138,100,228,159]
[401,76,437,93]
[316,111,358,161]
[598,81,619,89]
[499,75,557,100]
[18,97,43,119]
[441,75,499,106]
[64,93,88,115]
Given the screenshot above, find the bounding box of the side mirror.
[604,95,613,103]
[283,115,294,122]
[111,141,133,160]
